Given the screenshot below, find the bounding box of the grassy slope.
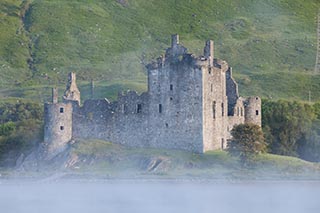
[67,139,320,179]
[0,0,32,85]
[0,0,320,102]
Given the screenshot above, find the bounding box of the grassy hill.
[0,0,320,102]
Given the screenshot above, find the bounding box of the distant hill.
[0,0,320,102]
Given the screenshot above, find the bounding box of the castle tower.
[44,89,73,159]
[63,72,81,104]
[244,96,261,127]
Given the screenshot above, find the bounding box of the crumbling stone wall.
[63,72,81,104]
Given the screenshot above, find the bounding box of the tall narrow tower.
[315,10,320,73]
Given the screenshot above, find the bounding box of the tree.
[227,123,266,166]
[262,100,315,157]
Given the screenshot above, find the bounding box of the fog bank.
[0,180,319,213]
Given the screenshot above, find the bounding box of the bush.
[227,123,266,166]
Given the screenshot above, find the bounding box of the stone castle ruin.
[44,35,261,158]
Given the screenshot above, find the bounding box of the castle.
[44,35,261,158]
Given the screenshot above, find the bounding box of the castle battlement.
[43,35,261,159]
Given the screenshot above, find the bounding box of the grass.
[67,139,320,179]
[0,0,320,102]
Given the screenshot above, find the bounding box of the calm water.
[0,180,319,213]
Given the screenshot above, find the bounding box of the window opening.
[60,126,64,131]
[170,84,173,91]
[122,104,126,113]
[212,101,216,119]
[60,107,64,113]
[159,104,162,113]
[256,110,259,115]
[221,138,225,149]
[137,104,142,113]
[221,103,224,116]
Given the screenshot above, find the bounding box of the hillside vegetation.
[0,0,319,102]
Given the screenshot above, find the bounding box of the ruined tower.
[43,73,82,159]
[44,96,73,159]
[63,72,81,104]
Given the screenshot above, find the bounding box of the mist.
[1,180,319,213]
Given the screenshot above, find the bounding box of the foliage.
[297,104,320,162]
[262,99,315,156]
[313,102,320,120]
[262,99,320,162]
[0,102,43,123]
[0,101,43,167]
[0,122,16,137]
[227,123,266,166]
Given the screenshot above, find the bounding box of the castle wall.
[227,99,246,143]
[226,67,240,116]
[109,91,150,148]
[72,99,114,140]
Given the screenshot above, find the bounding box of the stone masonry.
[43,35,261,159]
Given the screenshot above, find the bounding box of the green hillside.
[0,0,320,102]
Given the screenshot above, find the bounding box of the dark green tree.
[297,103,320,162]
[262,100,315,157]
[227,123,266,166]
